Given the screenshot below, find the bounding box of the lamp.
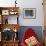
[15,0,17,7]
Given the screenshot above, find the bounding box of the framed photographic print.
[23,8,36,19]
[2,10,9,15]
[8,16,18,24]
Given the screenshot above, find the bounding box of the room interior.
[0,0,45,46]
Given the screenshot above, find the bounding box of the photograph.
[23,8,36,19]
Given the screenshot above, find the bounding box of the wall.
[0,0,44,26]
[0,0,15,7]
[18,0,44,26]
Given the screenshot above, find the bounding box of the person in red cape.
[21,28,41,46]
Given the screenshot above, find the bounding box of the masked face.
[25,36,38,46]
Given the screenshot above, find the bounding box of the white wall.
[0,0,44,26]
[0,0,15,7]
[18,0,44,26]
